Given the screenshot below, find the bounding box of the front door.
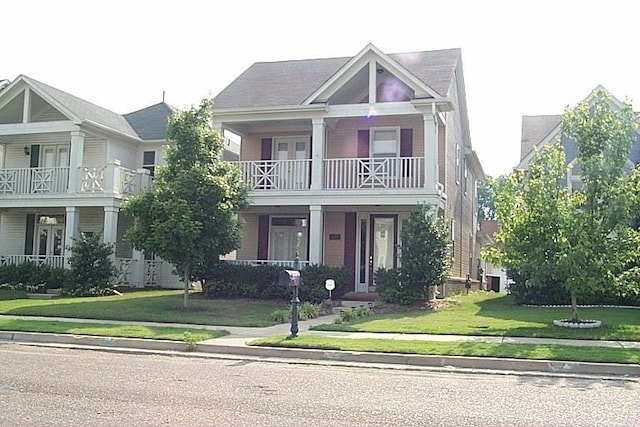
[274,137,308,189]
[35,225,64,258]
[269,217,308,263]
[356,214,398,292]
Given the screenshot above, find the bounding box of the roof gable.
[0,75,139,139]
[516,85,640,170]
[213,44,460,111]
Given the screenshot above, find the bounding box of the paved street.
[0,344,638,427]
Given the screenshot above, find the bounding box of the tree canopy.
[485,90,640,318]
[123,99,249,307]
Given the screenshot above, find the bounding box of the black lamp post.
[290,230,303,337]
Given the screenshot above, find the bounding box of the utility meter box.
[279,270,301,287]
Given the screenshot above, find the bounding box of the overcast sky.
[3,0,638,177]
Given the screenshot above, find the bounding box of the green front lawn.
[314,292,640,341]
[0,290,287,327]
[251,335,640,365]
[0,318,225,341]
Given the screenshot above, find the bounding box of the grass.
[251,335,640,365]
[0,318,226,341]
[0,289,288,327]
[313,292,640,341]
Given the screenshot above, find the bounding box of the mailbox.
[279,270,301,287]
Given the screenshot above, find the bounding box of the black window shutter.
[24,214,35,255]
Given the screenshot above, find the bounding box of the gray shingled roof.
[124,102,176,140]
[520,115,562,160]
[24,75,140,139]
[213,48,460,110]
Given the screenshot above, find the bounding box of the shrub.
[0,262,66,291]
[298,301,322,320]
[375,267,422,305]
[63,234,117,296]
[201,263,352,303]
[271,308,290,323]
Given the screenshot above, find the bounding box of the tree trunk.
[183,266,190,309]
[570,290,579,322]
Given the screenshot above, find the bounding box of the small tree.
[123,99,249,308]
[399,204,452,302]
[64,233,116,296]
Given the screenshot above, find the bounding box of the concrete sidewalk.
[1,314,639,378]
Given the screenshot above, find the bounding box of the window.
[463,162,468,195]
[371,127,399,177]
[455,144,460,185]
[143,151,156,177]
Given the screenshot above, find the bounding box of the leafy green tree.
[487,90,640,320]
[64,233,116,296]
[399,204,452,302]
[123,99,249,308]
[560,91,639,320]
[484,143,570,296]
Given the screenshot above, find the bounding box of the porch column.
[423,109,439,192]
[103,206,119,260]
[311,118,325,190]
[308,205,323,265]
[68,131,85,194]
[64,206,79,267]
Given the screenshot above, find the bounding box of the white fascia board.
[246,190,443,207]
[0,121,78,136]
[82,120,141,143]
[213,104,327,123]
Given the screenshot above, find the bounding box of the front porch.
[0,254,163,287]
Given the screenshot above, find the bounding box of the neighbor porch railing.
[0,162,150,197]
[0,255,66,269]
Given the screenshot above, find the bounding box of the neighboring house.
[516,85,640,184]
[212,43,485,296]
[476,219,509,293]
[0,75,238,287]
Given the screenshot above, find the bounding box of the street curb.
[2,331,638,378]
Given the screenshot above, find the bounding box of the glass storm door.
[269,217,307,262]
[356,214,398,291]
[36,225,64,258]
[274,138,308,189]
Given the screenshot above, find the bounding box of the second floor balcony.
[0,161,151,199]
[236,156,427,191]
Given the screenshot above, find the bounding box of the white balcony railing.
[0,163,149,197]
[0,167,70,194]
[234,157,426,191]
[236,159,311,190]
[324,157,424,189]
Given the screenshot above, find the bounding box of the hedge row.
[201,263,352,303]
[0,262,67,291]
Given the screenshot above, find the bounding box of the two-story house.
[0,75,242,288]
[516,85,640,182]
[212,44,485,296]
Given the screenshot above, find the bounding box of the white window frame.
[369,127,400,158]
[143,150,156,176]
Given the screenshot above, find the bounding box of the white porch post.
[308,205,323,265]
[68,131,85,193]
[64,206,79,267]
[103,206,119,261]
[423,110,439,191]
[311,118,325,190]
